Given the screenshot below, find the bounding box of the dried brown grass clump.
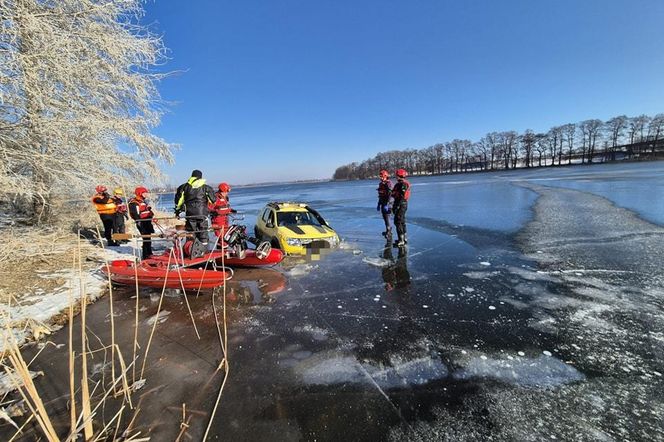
[0,227,97,305]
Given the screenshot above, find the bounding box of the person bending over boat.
[209,182,237,237]
[129,186,155,259]
[174,169,216,258]
[392,169,411,248]
[92,185,118,246]
[376,169,393,242]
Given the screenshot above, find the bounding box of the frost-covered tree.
[0,0,175,222]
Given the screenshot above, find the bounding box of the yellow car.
[254,202,339,256]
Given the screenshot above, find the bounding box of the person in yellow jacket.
[112,188,129,236]
[92,185,119,246]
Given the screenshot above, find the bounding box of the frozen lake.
[12,160,664,441]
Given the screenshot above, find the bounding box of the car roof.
[267,202,309,211]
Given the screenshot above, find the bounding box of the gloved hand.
[146,206,152,211]
[174,207,181,217]
[376,203,381,212]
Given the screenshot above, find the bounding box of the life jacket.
[377,179,392,204]
[210,193,231,215]
[128,197,152,220]
[92,193,117,215]
[392,179,411,202]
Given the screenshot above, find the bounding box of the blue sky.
[144,0,664,186]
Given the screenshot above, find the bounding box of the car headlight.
[287,238,302,246]
[328,235,338,246]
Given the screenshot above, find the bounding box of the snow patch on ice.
[0,370,42,395]
[362,257,392,268]
[297,351,448,388]
[287,264,316,277]
[508,266,557,282]
[453,355,584,388]
[463,271,500,280]
[146,310,170,325]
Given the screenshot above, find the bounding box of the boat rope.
[203,224,230,441]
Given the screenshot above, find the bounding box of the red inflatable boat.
[102,259,228,290]
[217,248,284,268]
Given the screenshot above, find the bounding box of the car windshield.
[277,211,322,227]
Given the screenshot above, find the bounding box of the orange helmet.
[218,182,231,192]
[379,169,389,179]
[396,169,408,178]
[134,186,149,197]
[95,185,107,193]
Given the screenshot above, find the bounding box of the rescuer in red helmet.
[376,169,393,241]
[91,185,119,246]
[128,186,155,259]
[391,169,411,247]
[209,182,237,237]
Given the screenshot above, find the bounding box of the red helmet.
[379,169,389,179]
[218,182,231,192]
[396,169,408,178]
[95,185,107,193]
[134,186,149,197]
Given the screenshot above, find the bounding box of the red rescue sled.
[102,259,228,290]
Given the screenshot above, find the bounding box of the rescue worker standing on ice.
[128,186,155,259]
[209,182,237,238]
[92,185,118,246]
[174,170,216,256]
[112,188,129,235]
[376,169,393,241]
[391,169,411,247]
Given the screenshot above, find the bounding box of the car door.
[257,208,277,241]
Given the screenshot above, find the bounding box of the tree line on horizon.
[332,113,664,180]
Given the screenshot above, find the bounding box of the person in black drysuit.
[392,168,411,247]
[376,169,393,242]
[174,169,216,257]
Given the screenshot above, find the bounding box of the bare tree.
[520,130,536,168]
[562,123,576,164]
[605,115,628,160]
[628,115,651,155]
[583,119,603,163]
[534,133,547,167]
[648,114,664,153]
[0,0,175,223]
[548,126,564,165]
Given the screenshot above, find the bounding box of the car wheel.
[271,238,281,250]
